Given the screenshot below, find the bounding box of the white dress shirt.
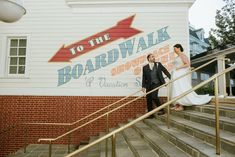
[149,63,154,70]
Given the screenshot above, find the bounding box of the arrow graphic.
[49,15,142,62]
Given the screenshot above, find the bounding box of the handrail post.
[67,126,71,153]
[112,134,116,157]
[49,140,52,157]
[214,77,221,155]
[166,82,171,129]
[24,125,28,153]
[106,107,109,132]
[229,83,233,96]
[105,107,109,157]
[217,56,227,97]
[229,72,233,96]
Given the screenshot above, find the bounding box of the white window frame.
[0,34,30,79]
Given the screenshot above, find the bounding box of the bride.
[171,44,212,111]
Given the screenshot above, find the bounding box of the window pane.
[200,73,209,80]
[192,72,197,79]
[18,66,25,74]
[10,57,18,65]
[9,66,17,74]
[19,48,26,56]
[8,37,27,75]
[19,57,25,65]
[10,48,17,56]
[10,39,18,47]
[231,80,234,86]
[19,39,27,47]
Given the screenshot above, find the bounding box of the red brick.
[0,95,160,157]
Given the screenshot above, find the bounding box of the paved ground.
[7,144,77,157]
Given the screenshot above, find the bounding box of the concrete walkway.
[7,144,77,157]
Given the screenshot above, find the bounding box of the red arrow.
[49,15,142,62]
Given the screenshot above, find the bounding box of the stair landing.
[7,144,77,157]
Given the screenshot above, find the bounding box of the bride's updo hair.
[174,44,184,52]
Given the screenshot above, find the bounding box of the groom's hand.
[142,88,146,93]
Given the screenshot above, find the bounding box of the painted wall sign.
[55,24,171,86]
[49,15,142,62]
[48,15,173,88]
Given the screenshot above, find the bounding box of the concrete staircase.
[77,99,235,157]
[7,98,235,157]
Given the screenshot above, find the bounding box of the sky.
[189,0,226,37]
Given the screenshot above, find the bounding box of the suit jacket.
[142,62,171,90]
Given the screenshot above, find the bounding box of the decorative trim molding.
[65,0,195,8]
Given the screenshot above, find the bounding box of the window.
[200,73,209,81]
[192,72,197,79]
[7,37,27,75]
[231,79,235,86]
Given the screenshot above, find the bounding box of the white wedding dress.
[171,56,212,106]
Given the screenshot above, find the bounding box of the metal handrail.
[38,58,218,142]
[0,90,141,133]
[70,90,142,126]
[28,90,141,126]
[37,58,220,157]
[1,89,141,153]
[65,64,235,157]
[32,58,218,130]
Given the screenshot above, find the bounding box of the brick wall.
[0,95,166,157]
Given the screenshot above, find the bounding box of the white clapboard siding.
[0,0,194,96]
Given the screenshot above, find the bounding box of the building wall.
[0,0,194,156]
[189,26,210,56]
[0,0,193,96]
[0,95,152,157]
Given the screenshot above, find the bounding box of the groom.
[142,54,171,117]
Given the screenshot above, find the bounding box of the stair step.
[99,130,135,157]
[145,119,234,157]
[211,98,235,104]
[78,145,88,157]
[111,127,135,157]
[157,115,235,154]
[187,104,235,118]
[99,132,111,157]
[88,136,100,157]
[171,110,235,132]
[133,121,190,157]
[119,123,159,157]
[202,104,235,110]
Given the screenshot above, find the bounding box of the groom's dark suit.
[142,62,171,112]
